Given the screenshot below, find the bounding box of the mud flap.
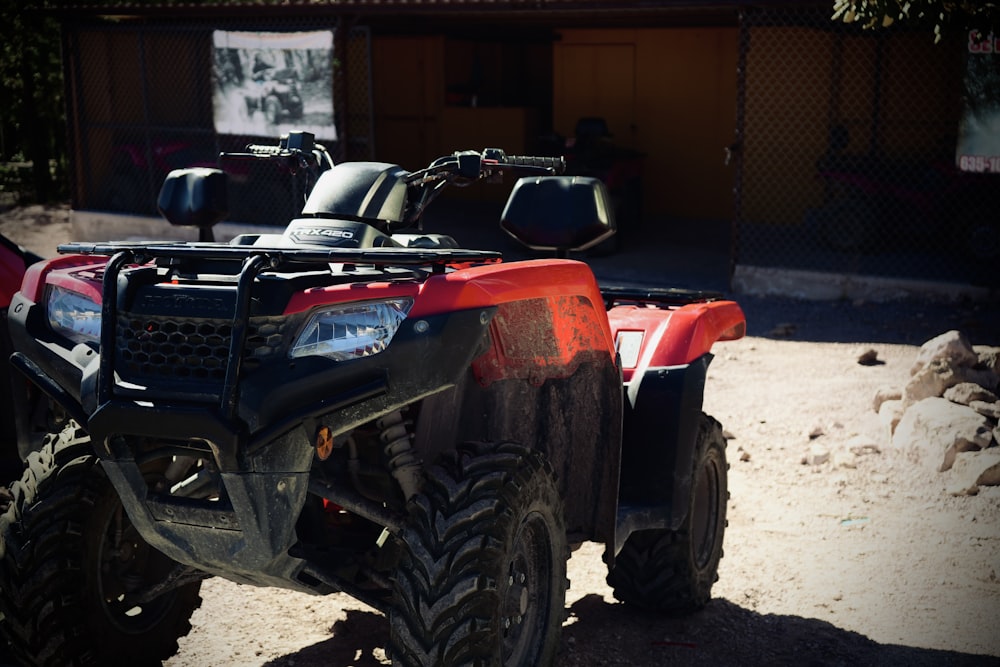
[614,353,711,555]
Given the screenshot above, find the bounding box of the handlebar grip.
[244,143,284,156]
[505,155,566,174]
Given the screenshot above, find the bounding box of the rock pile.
[874,330,1000,496]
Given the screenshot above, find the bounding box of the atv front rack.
[56,242,502,422]
[58,241,502,269]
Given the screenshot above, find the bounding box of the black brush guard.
[16,242,503,600]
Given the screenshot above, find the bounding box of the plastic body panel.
[8,250,625,583]
[606,299,744,554]
[607,300,745,383]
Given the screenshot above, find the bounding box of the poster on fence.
[956,29,1000,172]
[212,30,336,141]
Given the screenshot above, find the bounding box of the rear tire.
[605,413,728,614]
[0,422,203,666]
[389,442,568,666]
[264,96,281,125]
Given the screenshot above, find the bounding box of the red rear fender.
[608,300,745,381]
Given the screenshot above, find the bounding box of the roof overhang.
[43,1,826,29]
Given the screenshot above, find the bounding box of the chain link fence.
[737,7,999,289]
[66,18,373,228]
[62,7,997,289]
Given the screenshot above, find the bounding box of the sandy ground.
[1,204,998,666]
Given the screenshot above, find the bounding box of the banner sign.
[212,30,336,140]
[957,30,1000,172]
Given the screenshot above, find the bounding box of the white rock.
[832,450,857,469]
[947,448,1000,496]
[846,435,882,456]
[873,386,902,412]
[910,330,979,376]
[970,400,1000,421]
[904,359,998,407]
[976,346,1000,377]
[891,397,993,472]
[943,382,999,406]
[878,400,904,434]
[802,443,830,466]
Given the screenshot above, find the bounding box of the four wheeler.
[244,68,305,126]
[0,234,63,484]
[540,117,645,254]
[810,124,1000,263]
[0,130,745,666]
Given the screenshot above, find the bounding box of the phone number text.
[958,155,1000,172]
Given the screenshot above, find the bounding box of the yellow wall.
[372,35,444,170]
[372,35,541,202]
[741,27,961,227]
[554,28,740,220]
[372,29,738,217]
[741,27,834,227]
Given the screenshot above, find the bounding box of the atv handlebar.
[401,150,565,227]
[407,149,565,184]
[501,155,566,172]
[221,130,335,176]
[215,132,568,230]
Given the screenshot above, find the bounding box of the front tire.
[606,413,728,614]
[0,422,203,666]
[389,442,568,666]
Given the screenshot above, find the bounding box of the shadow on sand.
[260,593,997,667]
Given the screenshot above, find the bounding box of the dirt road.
[2,204,998,666]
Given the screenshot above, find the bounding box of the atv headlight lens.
[46,286,102,344]
[290,298,413,361]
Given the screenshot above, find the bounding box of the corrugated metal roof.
[42,0,823,29]
[46,0,818,15]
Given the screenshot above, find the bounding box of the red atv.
[0,132,744,666]
[0,234,62,483]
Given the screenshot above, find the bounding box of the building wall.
[741,26,961,227]
[371,34,547,202]
[370,28,741,219]
[553,28,740,220]
[61,15,969,279]
[372,35,444,170]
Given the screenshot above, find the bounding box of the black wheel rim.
[691,453,721,570]
[95,498,178,634]
[500,510,553,666]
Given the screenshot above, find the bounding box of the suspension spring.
[377,410,424,501]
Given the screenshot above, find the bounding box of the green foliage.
[0,1,66,200]
[0,2,64,128]
[832,1,1000,41]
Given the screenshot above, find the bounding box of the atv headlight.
[290,298,413,361]
[46,285,102,344]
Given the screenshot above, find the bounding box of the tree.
[832,1,1000,41]
[0,0,65,202]
[0,0,304,204]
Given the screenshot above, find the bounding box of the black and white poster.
[957,29,1000,172]
[212,30,336,140]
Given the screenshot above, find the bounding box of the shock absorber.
[377,410,424,501]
